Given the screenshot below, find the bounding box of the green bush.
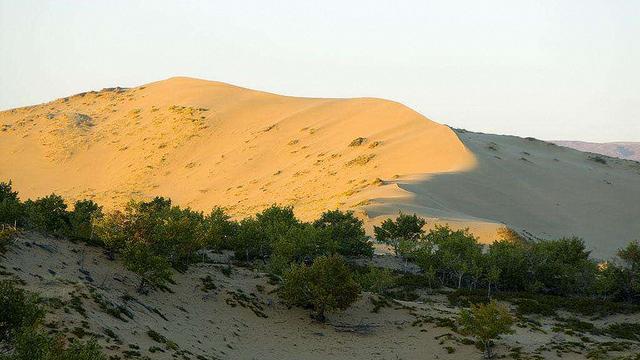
[0,181,23,226]
[313,210,373,257]
[353,266,395,293]
[4,326,106,360]
[270,223,336,273]
[201,207,237,250]
[280,255,360,321]
[0,226,17,255]
[373,212,426,255]
[122,242,173,294]
[0,281,45,343]
[23,194,70,236]
[458,300,514,359]
[68,200,102,244]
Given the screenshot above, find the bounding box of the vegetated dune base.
[366,131,640,258]
[3,233,639,360]
[2,77,640,256]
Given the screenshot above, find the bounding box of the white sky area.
[1,0,638,142]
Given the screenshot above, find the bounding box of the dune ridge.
[0,77,475,221]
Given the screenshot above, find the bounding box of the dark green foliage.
[604,322,640,341]
[67,200,102,244]
[280,255,360,321]
[0,181,23,226]
[528,237,596,295]
[270,223,337,274]
[458,300,514,359]
[374,212,426,255]
[201,207,237,250]
[122,242,173,294]
[3,327,106,360]
[353,266,395,293]
[313,210,373,257]
[23,194,70,236]
[487,239,529,291]
[0,226,17,255]
[0,281,45,343]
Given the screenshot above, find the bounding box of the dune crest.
[0,77,475,220]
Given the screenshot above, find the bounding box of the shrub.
[23,194,70,236]
[353,266,395,293]
[374,212,426,255]
[122,242,173,294]
[0,226,17,255]
[313,210,373,257]
[0,181,23,226]
[427,225,483,289]
[201,207,237,250]
[280,255,360,321]
[270,223,336,273]
[458,300,514,359]
[7,327,106,360]
[0,281,45,343]
[68,200,102,244]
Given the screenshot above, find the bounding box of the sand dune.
[2,77,640,257]
[0,77,473,220]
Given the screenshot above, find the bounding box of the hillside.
[553,141,640,162]
[0,76,473,219]
[2,77,640,257]
[2,233,639,360]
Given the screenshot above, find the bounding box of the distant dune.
[2,77,639,257]
[553,141,640,162]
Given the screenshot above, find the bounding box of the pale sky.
[1,0,638,142]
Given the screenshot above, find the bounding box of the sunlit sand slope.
[0,77,474,220]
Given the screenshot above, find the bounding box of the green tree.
[374,212,426,256]
[458,300,514,359]
[428,225,482,289]
[68,200,102,244]
[149,206,206,269]
[122,242,173,294]
[271,223,336,269]
[23,194,70,236]
[201,207,237,250]
[313,210,373,257]
[0,181,23,226]
[280,255,360,321]
[487,238,529,291]
[92,210,129,259]
[529,237,596,295]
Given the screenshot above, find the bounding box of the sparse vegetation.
[458,300,514,359]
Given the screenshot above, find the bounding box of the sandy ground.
[1,77,639,258]
[365,131,640,259]
[2,233,639,360]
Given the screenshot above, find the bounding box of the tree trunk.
[457,273,464,289]
[483,341,493,359]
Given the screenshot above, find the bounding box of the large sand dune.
[2,77,640,257]
[0,77,473,219]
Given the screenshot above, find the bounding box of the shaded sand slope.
[367,131,640,258]
[0,77,474,219]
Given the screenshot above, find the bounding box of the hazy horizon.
[1,0,638,142]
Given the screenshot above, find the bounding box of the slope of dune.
[366,131,640,258]
[2,77,640,257]
[553,140,640,162]
[0,77,474,220]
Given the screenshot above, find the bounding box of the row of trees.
[375,213,640,303]
[0,181,373,299]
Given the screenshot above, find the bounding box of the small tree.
[374,212,426,256]
[68,199,102,244]
[201,206,237,250]
[313,210,373,257]
[458,300,514,359]
[280,255,360,321]
[23,194,70,236]
[92,210,129,259]
[0,181,23,226]
[122,242,173,294]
